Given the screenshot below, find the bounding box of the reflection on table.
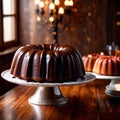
[0,79,120,120]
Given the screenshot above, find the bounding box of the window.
[0,0,18,50]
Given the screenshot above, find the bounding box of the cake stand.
[1,69,95,106]
[90,72,120,97]
[91,72,120,85]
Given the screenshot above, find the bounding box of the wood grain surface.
[0,79,120,120]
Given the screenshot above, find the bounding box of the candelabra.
[34,0,74,43]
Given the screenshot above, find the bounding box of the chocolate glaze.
[10,44,85,82]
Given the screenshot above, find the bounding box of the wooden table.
[0,79,120,120]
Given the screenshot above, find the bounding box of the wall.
[0,51,17,95]
[18,0,108,55]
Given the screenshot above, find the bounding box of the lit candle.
[35,0,39,5]
[58,7,64,14]
[49,3,55,10]
[54,0,60,6]
[39,1,44,8]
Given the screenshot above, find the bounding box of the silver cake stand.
[1,69,95,106]
[91,72,120,85]
[90,72,120,97]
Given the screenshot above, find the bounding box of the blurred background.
[0,0,120,95]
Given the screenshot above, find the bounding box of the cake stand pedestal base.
[28,86,68,106]
[109,79,120,86]
[91,72,120,97]
[91,72,120,86]
[1,70,96,106]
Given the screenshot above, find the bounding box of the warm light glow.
[49,16,54,22]
[88,12,92,16]
[54,0,60,6]
[64,0,69,6]
[64,0,73,6]
[116,11,120,15]
[39,1,44,8]
[36,16,41,22]
[69,0,73,6]
[116,21,120,26]
[49,3,55,10]
[34,0,74,43]
[88,54,92,58]
[35,0,39,5]
[3,17,15,42]
[58,7,64,14]
[100,52,104,55]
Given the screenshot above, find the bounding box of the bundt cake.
[10,44,85,82]
[82,54,100,72]
[93,56,120,76]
